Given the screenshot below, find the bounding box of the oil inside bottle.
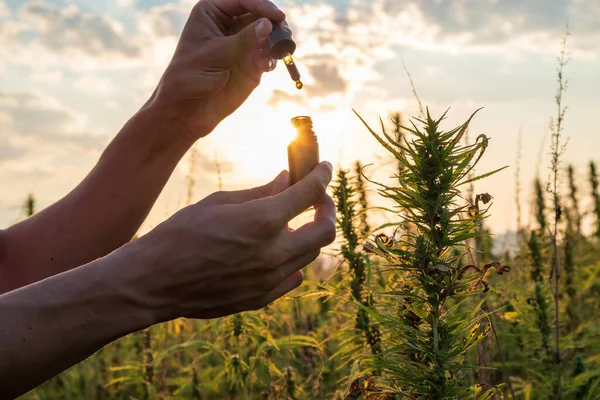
[283,53,303,90]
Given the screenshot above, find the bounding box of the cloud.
[289,0,598,64]
[0,91,78,137]
[383,0,598,37]
[117,0,136,7]
[305,63,347,96]
[265,2,396,108]
[20,1,141,59]
[74,75,119,95]
[267,89,306,108]
[258,0,599,111]
[378,0,600,54]
[138,3,188,39]
[0,90,110,153]
[0,137,25,163]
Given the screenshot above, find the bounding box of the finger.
[255,53,276,73]
[262,248,317,292]
[266,161,334,224]
[189,269,303,319]
[259,270,304,307]
[270,170,290,195]
[214,0,286,22]
[234,13,259,32]
[235,17,272,55]
[251,46,275,72]
[276,195,337,258]
[205,170,289,205]
[223,18,272,80]
[194,250,314,316]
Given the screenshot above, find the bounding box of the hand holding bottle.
[122,162,335,321]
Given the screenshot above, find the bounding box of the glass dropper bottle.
[288,116,320,185]
[267,21,303,89]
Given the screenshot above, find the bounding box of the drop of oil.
[295,81,303,90]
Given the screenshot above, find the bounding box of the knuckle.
[259,247,285,269]
[309,178,326,199]
[191,1,207,16]
[206,191,229,204]
[270,247,289,267]
[238,24,254,49]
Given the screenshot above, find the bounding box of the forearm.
[0,245,156,399]
[1,102,192,292]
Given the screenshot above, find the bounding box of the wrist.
[113,238,176,325]
[142,89,214,144]
[91,247,162,331]
[120,100,197,160]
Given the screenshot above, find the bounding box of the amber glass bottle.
[288,116,320,185]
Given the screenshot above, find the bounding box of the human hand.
[149,0,285,143]
[126,162,335,320]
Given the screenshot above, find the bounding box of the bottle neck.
[291,116,316,141]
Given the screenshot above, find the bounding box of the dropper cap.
[268,21,296,60]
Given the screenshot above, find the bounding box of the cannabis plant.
[354,108,508,399]
[332,168,382,356]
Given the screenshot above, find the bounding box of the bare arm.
[0,105,191,293]
[0,245,155,399]
[0,0,285,293]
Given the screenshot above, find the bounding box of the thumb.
[237,18,273,54]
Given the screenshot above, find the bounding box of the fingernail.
[325,161,333,170]
[267,59,275,71]
[255,19,272,41]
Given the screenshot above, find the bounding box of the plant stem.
[402,61,424,119]
[433,305,440,353]
[515,128,523,234]
[484,301,516,399]
[549,27,570,400]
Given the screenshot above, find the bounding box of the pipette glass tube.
[283,54,303,89]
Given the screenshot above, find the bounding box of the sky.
[1,0,599,239]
